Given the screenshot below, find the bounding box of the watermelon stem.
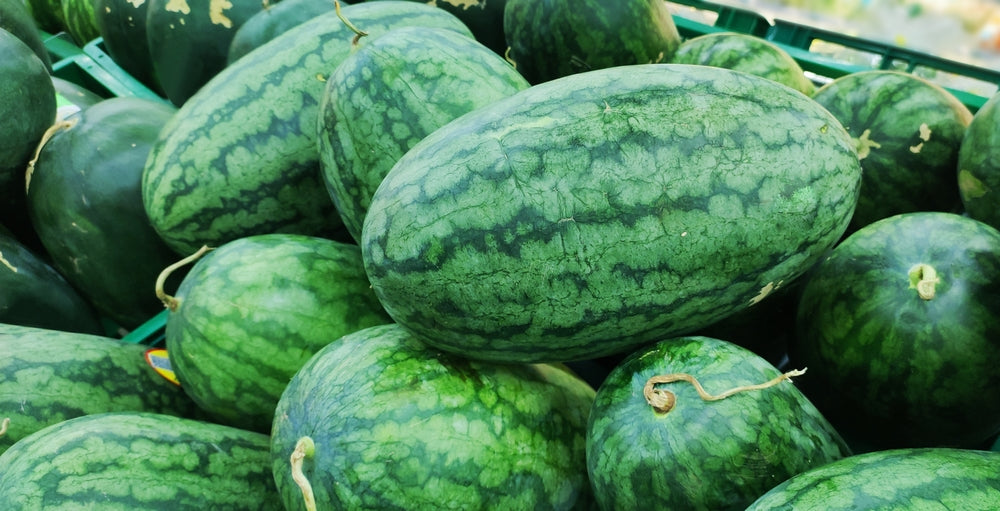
[908,263,940,300]
[24,118,77,194]
[643,368,807,414]
[291,436,318,511]
[333,0,367,46]
[155,245,214,311]
[0,417,8,437]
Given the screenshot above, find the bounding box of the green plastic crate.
[42,31,165,102]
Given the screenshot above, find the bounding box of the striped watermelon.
[361,63,862,363]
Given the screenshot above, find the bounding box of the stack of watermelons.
[5,0,1000,508]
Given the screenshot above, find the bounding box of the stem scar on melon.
[155,245,214,311]
[334,0,367,46]
[908,263,940,300]
[0,251,16,273]
[291,436,318,511]
[643,368,806,415]
[24,118,77,194]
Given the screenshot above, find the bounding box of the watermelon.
[811,70,972,233]
[61,0,100,45]
[587,336,850,510]
[23,0,66,34]
[318,25,530,242]
[793,212,1000,450]
[270,323,595,510]
[0,0,53,71]
[94,0,163,95]
[163,234,393,433]
[502,0,681,84]
[51,76,103,119]
[670,31,815,96]
[141,1,472,256]
[0,229,105,335]
[0,28,56,208]
[145,0,269,105]
[0,323,201,454]
[361,63,862,363]
[26,97,183,330]
[227,0,336,64]
[373,0,508,56]
[747,447,1000,509]
[959,91,1000,230]
[0,411,283,509]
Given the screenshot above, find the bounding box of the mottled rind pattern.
[586,336,850,511]
[746,448,1000,510]
[319,25,529,242]
[141,1,472,256]
[812,70,973,232]
[0,325,201,454]
[167,234,392,433]
[793,212,1000,449]
[959,91,1000,230]
[270,323,596,510]
[0,412,282,509]
[671,32,815,95]
[361,63,862,363]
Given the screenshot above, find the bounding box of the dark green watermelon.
[0,28,55,211]
[0,229,105,335]
[24,0,66,34]
[959,90,1000,230]
[587,336,850,510]
[361,63,862,363]
[747,448,1000,509]
[146,0,269,105]
[142,1,472,256]
[0,412,283,509]
[25,96,183,330]
[811,70,972,233]
[503,0,681,84]
[318,25,529,242]
[793,211,1000,450]
[0,0,53,70]
[164,234,393,433]
[95,0,163,95]
[270,323,595,510]
[0,323,201,454]
[670,31,815,95]
[371,0,508,56]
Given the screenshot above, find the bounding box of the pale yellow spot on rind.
[749,280,780,305]
[854,129,881,160]
[209,0,233,28]
[165,0,190,14]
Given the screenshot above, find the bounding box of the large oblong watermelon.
[361,63,863,363]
